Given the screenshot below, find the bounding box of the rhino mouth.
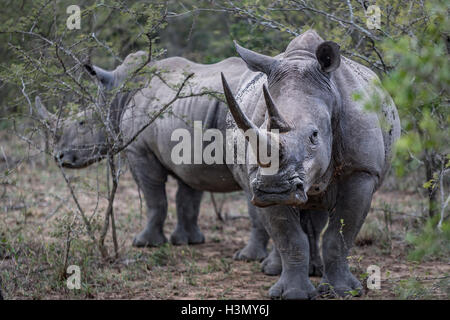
[57,154,104,169]
[251,176,308,207]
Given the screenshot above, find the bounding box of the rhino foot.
[233,243,267,262]
[318,268,363,298]
[269,272,317,300]
[260,249,323,276]
[261,248,282,276]
[170,226,205,245]
[132,229,167,248]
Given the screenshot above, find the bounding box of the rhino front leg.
[262,210,328,276]
[319,172,376,297]
[129,151,169,247]
[170,180,205,245]
[233,199,269,261]
[260,206,316,300]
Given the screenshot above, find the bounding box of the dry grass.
[0,133,448,300]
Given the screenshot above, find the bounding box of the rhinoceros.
[220,29,400,299]
[34,51,301,262]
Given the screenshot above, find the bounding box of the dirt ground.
[0,148,448,300]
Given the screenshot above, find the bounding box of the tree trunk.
[424,150,439,218]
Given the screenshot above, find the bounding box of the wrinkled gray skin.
[36,52,275,261]
[221,30,400,299]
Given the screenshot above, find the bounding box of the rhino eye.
[79,120,85,126]
[310,130,319,144]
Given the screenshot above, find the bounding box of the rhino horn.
[221,72,256,132]
[34,96,56,122]
[221,72,271,168]
[262,84,292,133]
[234,41,278,75]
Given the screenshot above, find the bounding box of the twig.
[56,163,97,246]
[113,72,195,154]
[91,33,123,63]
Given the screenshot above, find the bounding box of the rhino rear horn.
[84,64,115,89]
[262,84,292,133]
[234,41,279,75]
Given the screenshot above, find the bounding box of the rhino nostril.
[296,183,304,191]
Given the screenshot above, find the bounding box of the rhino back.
[122,56,246,192]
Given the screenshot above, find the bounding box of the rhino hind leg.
[170,180,205,245]
[129,150,169,247]
[319,172,376,297]
[233,199,269,261]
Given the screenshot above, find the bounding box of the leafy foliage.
[381,1,449,176]
[406,216,450,262]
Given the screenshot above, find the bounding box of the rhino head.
[222,40,341,207]
[35,65,118,168]
[35,52,146,168]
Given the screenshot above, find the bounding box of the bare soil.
[0,153,448,300]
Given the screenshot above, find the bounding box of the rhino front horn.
[221,72,271,168]
[34,96,56,121]
[221,72,259,133]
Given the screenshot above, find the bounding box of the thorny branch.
[1,1,183,261]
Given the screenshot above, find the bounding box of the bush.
[405,216,450,262]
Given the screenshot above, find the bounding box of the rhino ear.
[234,41,278,75]
[315,41,341,73]
[84,64,115,89]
